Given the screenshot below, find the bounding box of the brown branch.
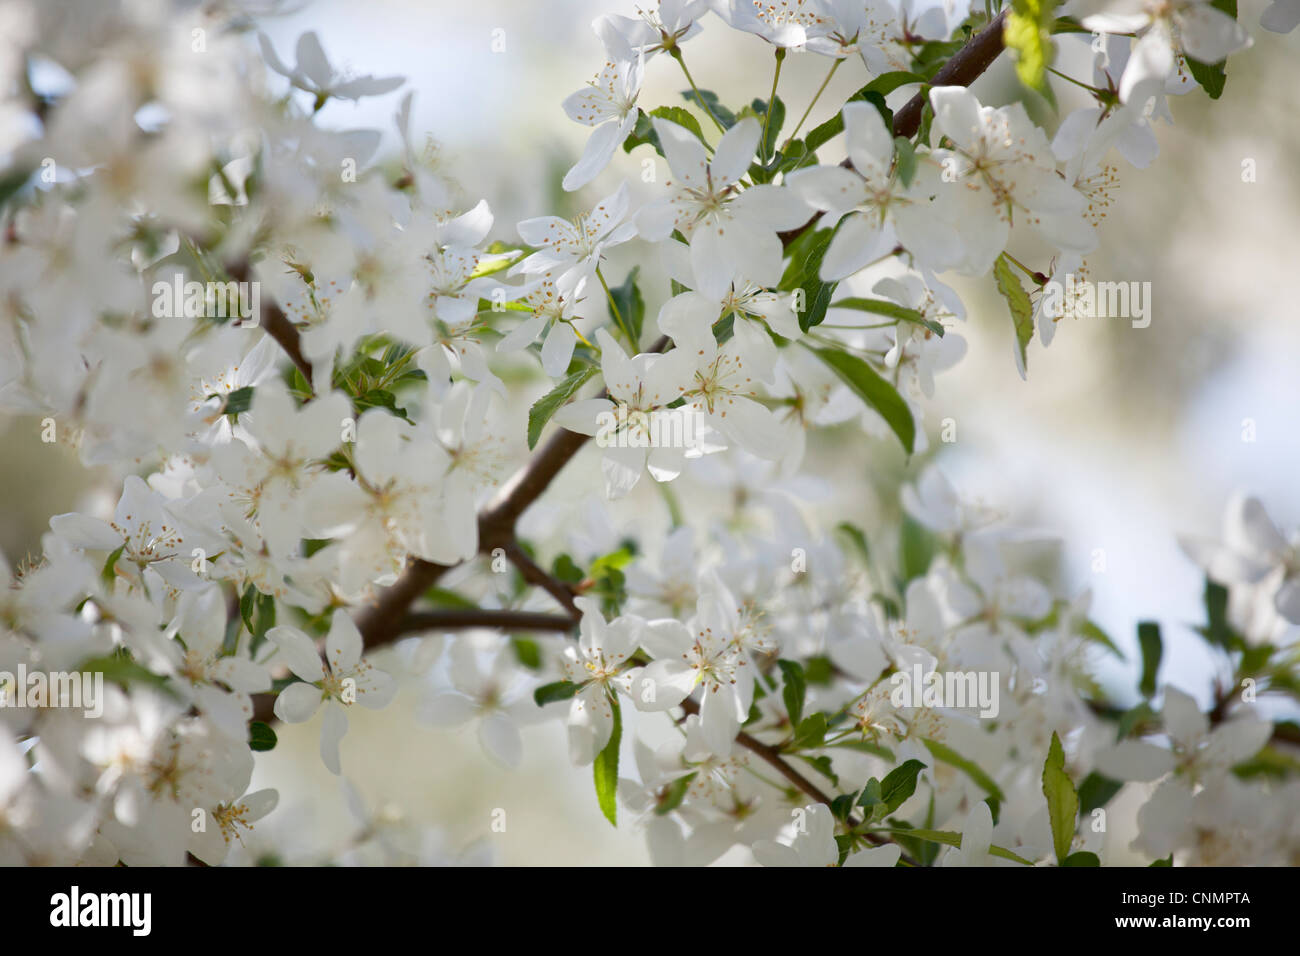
[399,608,578,633]
[502,541,581,618]
[892,9,1009,140]
[678,697,921,865]
[239,29,1031,848]
[261,303,313,384]
[779,9,1008,249]
[224,257,314,384]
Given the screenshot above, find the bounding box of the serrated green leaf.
[526,365,598,450]
[1042,731,1078,865]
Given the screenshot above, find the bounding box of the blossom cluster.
[0,0,1294,866]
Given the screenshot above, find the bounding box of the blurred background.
[3,0,1298,864]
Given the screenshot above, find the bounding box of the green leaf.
[1005,0,1060,104]
[893,136,918,187]
[1149,854,1173,867]
[797,753,839,787]
[221,385,255,417]
[1201,578,1233,649]
[829,739,896,760]
[811,346,915,453]
[100,543,126,589]
[832,297,943,336]
[76,651,173,694]
[680,88,737,128]
[803,655,835,685]
[1080,619,1124,659]
[624,106,707,155]
[1184,1,1236,99]
[899,513,935,582]
[655,773,693,815]
[423,586,480,610]
[511,637,542,670]
[1062,851,1100,866]
[1137,620,1162,697]
[790,712,827,750]
[856,778,884,813]
[552,553,585,584]
[922,739,1006,802]
[526,365,598,450]
[593,696,622,826]
[993,253,1034,376]
[878,827,1035,865]
[780,228,837,331]
[752,95,786,163]
[534,681,581,707]
[248,721,278,752]
[1116,700,1158,741]
[608,266,646,347]
[0,167,32,209]
[835,522,871,563]
[880,758,926,813]
[778,659,806,726]
[1041,731,1079,865]
[1077,771,1124,814]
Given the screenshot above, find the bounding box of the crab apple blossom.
[0,0,1293,876]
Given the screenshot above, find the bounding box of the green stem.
[595,266,631,346]
[1046,66,1104,96]
[1001,251,1044,285]
[657,480,685,528]
[789,56,842,142]
[761,48,786,160]
[671,49,726,133]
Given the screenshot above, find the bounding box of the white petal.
[711,116,761,186]
[273,681,324,723]
[325,609,363,673]
[320,702,348,775]
[267,626,326,683]
[478,713,523,769]
[1094,740,1176,781]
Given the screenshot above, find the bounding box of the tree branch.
[779,9,1008,249]
[399,608,578,634]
